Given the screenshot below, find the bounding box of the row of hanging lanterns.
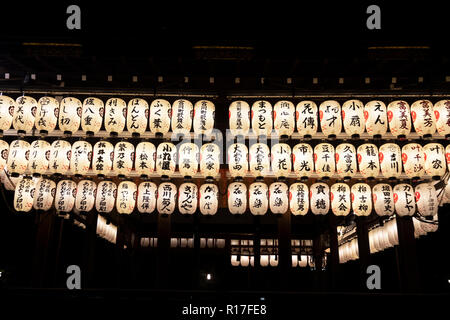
[230,254,314,268]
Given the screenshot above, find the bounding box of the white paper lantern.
[289,183,309,216]
[292,143,314,178]
[171,99,193,135]
[342,99,365,137]
[178,143,199,177]
[296,101,318,137]
[193,100,215,135]
[251,100,273,136]
[314,143,335,178]
[35,96,59,133]
[113,141,134,176]
[137,181,157,214]
[149,99,171,135]
[178,182,198,214]
[33,178,56,211]
[319,100,342,137]
[0,139,9,171]
[357,143,379,178]
[55,180,77,213]
[92,141,114,176]
[105,98,127,135]
[433,99,450,137]
[200,143,220,178]
[95,181,117,213]
[364,100,388,136]
[7,139,30,175]
[75,180,96,212]
[157,182,177,214]
[135,142,156,177]
[28,140,50,175]
[401,143,424,178]
[271,143,291,178]
[13,178,35,212]
[70,140,92,176]
[0,95,14,132]
[372,184,395,216]
[116,181,137,214]
[331,183,351,216]
[228,182,247,215]
[58,97,82,134]
[227,143,248,178]
[379,143,402,178]
[269,182,289,215]
[310,182,329,215]
[248,182,268,215]
[13,96,37,133]
[387,100,412,137]
[423,143,446,177]
[229,100,250,136]
[415,183,438,217]
[335,143,357,179]
[127,98,149,136]
[156,142,177,177]
[199,183,219,215]
[273,100,295,137]
[249,143,270,177]
[446,144,450,173]
[393,183,415,216]
[80,97,104,134]
[351,183,372,216]
[411,100,436,137]
[49,140,71,175]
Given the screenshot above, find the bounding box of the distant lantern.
[342,99,365,137]
[116,181,137,214]
[7,139,30,176]
[127,98,149,136]
[104,98,127,136]
[415,183,438,217]
[33,178,56,211]
[271,143,291,178]
[229,100,250,136]
[157,182,177,215]
[193,100,215,136]
[393,183,415,216]
[423,143,446,178]
[269,182,289,215]
[55,180,77,213]
[35,96,59,134]
[113,141,134,177]
[58,97,82,134]
[137,181,157,214]
[135,142,156,178]
[49,140,71,175]
[296,101,318,137]
[0,95,15,132]
[156,142,177,177]
[310,182,329,215]
[331,183,351,216]
[178,182,198,214]
[401,143,424,179]
[228,143,248,178]
[28,140,51,176]
[372,184,395,216]
[95,181,117,213]
[81,97,104,135]
[228,182,247,215]
[200,143,220,178]
[249,182,268,215]
[351,183,372,216]
[433,99,450,137]
[75,180,96,213]
[13,96,37,133]
[319,100,342,138]
[357,143,379,178]
[292,143,314,179]
[364,100,388,137]
[289,182,309,216]
[171,99,193,135]
[13,178,35,212]
[251,100,273,136]
[199,183,219,215]
[314,143,335,179]
[178,142,199,178]
[273,100,295,137]
[70,140,92,176]
[379,143,402,179]
[387,100,412,138]
[335,143,357,179]
[92,141,114,177]
[150,99,171,135]
[411,100,436,137]
[249,142,270,177]
[0,139,9,171]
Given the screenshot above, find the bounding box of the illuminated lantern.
[331,183,350,216]
[319,100,342,137]
[271,143,291,178]
[178,182,198,214]
[446,144,450,173]
[200,143,220,178]
[113,141,134,176]
[92,141,114,177]
[229,100,250,136]
[251,100,272,136]
[33,178,56,211]
[199,183,219,215]
[273,100,295,137]
[0,139,9,171]
[423,143,446,178]
[357,143,379,178]
[105,98,127,136]
[372,184,395,216]
[28,140,51,176]
[0,170,20,190]
[81,97,104,135]
[228,182,247,215]
[289,182,309,216]
[127,98,149,136]
[269,182,288,215]
[13,178,35,212]
[249,182,268,215]
[314,143,335,178]
[178,142,199,177]
[155,142,177,177]
[393,183,415,216]
[401,143,424,179]
[137,181,157,214]
[135,142,156,177]
[310,182,329,215]
[351,183,372,216]
[299,255,308,268]
[433,99,450,137]
[149,99,171,135]
[415,183,438,217]
[171,99,193,135]
[35,96,59,134]
[387,100,412,138]
[49,140,71,175]
[193,100,215,136]
[0,95,15,132]
[116,181,137,214]
[364,100,388,137]
[296,101,318,137]
[95,181,117,213]
[7,139,30,176]
[55,180,77,213]
[379,143,402,178]
[411,100,436,137]
[13,96,37,133]
[75,180,96,213]
[228,143,248,178]
[335,143,357,179]
[58,97,82,134]
[292,143,314,179]
[342,99,365,137]
[70,140,92,176]
[157,182,177,215]
[249,143,270,177]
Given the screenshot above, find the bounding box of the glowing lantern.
[423,143,446,178]
[49,140,71,175]
[58,97,82,134]
[137,181,157,214]
[335,143,357,179]
[433,100,450,137]
[271,143,291,178]
[342,99,365,137]
[289,182,309,216]
[135,142,156,177]
[70,140,92,176]
[113,141,134,176]
[411,100,436,137]
[319,100,342,137]
[193,100,215,136]
[249,143,270,177]
[92,141,114,176]
[33,178,56,211]
[157,182,177,215]
[248,182,268,215]
[357,143,379,178]
[0,95,14,132]
[228,182,247,215]
[104,98,127,135]
[156,142,177,177]
[127,98,149,136]
[415,183,438,217]
[372,184,395,216]
[200,143,220,178]
[401,143,424,179]
[149,99,171,135]
[199,183,219,215]
[351,183,372,216]
[387,100,412,137]
[273,100,295,137]
[35,96,59,134]
[80,97,104,135]
[171,99,193,135]
[75,180,96,212]
[364,100,388,137]
[55,180,77,213]
[446,144,450,173]
[0,139,9,171]
[251,100,272,136]
[7,139,30,176]
[269,182,288,215]
[331,183,350,216]
[13,96,37,133]
[296,101,318,137]
[228,143,248,178]
[178,142,199,178]
[393,183,415,216]
[95,181,117,213]
[229,100,250,136]
[292,143,314,179]
[13,178,35,212]
[116,181,137,214]
[379,143,402,178]
[28,140,51,176]
[314,143,335,178]
[310,182,329,215]
[178,182,198,214]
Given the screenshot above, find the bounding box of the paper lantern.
[171,99,193,135]
[33,178,56,211]
[199,183,219,215]
[289,182,309,216]
[75,180,96,212]
[135,142,156,177]
[372,184,395,216]
[415,183,438,217]
[249,143,270,177]
[423,143,446,178]
[13,96,37,133]
[49,140,71,175]
[55,180,77,213]
[351,183,372,216]
[364,100,388,136]
[28,140,51,175]
[271,143,291,178]
[200,143,220,178]
[228,143,248,178]
[296,101,318,137]
[331,183,351,216]
[401,143,424,178]
[411,100,436,137]
[35,96,59,134]
[193,100,215,135]
[104,98,127,135]
[13,178,35,212]
[80,97,104,134]
[314,143,335,178]
[342,99,365,137]
[58,97,82,134]
[292,143,314,179]
[393,183,415,216]
[95,181,117,213]
[156,142,177,177]
[7,139,30,175]
[0,95,14,132]
[251,100,273,136]
[357,143,379,178]
[149,99,171,135]
[178,143,199,177]
[178,182,198,214]
[379,143,402,178]
[310,182,329,215]
[116,181,137,214]
[446,144,450,173]
[0,139,9,171]
[335,143,357,179]
[228,182,247,215]
[112,141,134,176]
[269,182,289,215]
[319,100,342,137]
[157,182,177,214]
[137,181,157,214]
[70,140,92,176]
[92,141,114,176]
[127,98,149,136]
[433,99,450,137]
[229,100,250,136]
[387,100,412,137]
[248,182,268,216]
[273,100,295,137]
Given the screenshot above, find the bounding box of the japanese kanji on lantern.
[289,182,309,216]
[0,139,9,171]
[249,142,270,177]
[296,101,318,137]
[137,181,157,214]
[357,143,379,179]
[229,100,250,136]
[55,179,77,213]
[228,143,248,178]
[199,183,219,215]
[269,182,288,215]
[249,182,268,215]
[105,98,127,136]
[401,143,424,179]
[364,100,388,137]
[157,182,177,215]
[13,177,35,212]
[423,143,446,178]
[35,96,59,134]
[415,183,438,217]
[113,141,134,177]
[135,142,156,178]
[271,143,291,178]
[49,140,71,175]
[273,100,295,137]
[116,181,137,214]
[0,95,14,133]
[292,143,314,179]
[446,145,450,173]
[81,97,104,135]
[28,140,50,176]
[7,139,30,176]
[58,97,82,134]
[393,183,416,216]
[75,180,96,213]
[178,142,199,178]
[127,98,149,136]
[433,100,450,137]
[314,143,335,179]
[13,96,37,133]
[171,99,193,135]
[331,183,350,216]
[351,183,372,216]
[228,182,247,215]
[251,100,272,136]
[310,182,329,215]
[150,99,171,135]
[200,143,220,178]
[33,178,56,211]
[379,143,402,179]
[193,100,215,136]
[156,142,177,177]
[372,183,394,216]
[411,100,436,138]
[387,100,412,138]
[342,99,365,138]
[92,141,114,177]
[178,182,198,214]
[70,140,92,176]
[319,100,342,138]
[335,143,357,179]
[95,180,117,213]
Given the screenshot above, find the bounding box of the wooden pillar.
[82,211,98,289]
[253,216,261,289]
[115,215,126,287]
[396,216,420,292]
[156,214,171,289]
[277,212,291,290]
[313,233,324,291]
[328,214,339,291]
[356,216,371,291]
